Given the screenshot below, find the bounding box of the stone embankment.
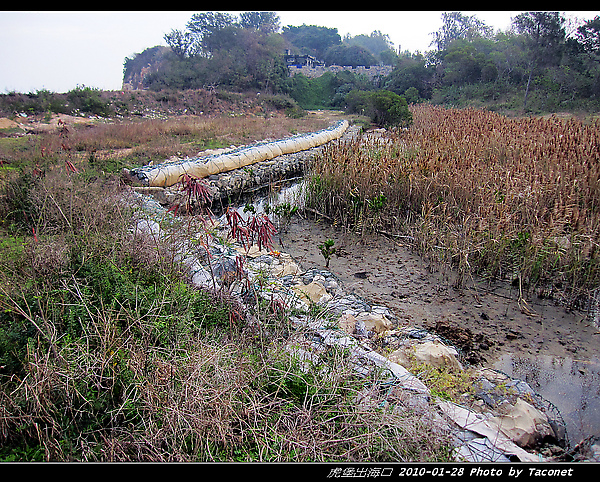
[127,121,361,208]
[125,123,598,463]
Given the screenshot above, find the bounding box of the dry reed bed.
[74,114,331,155]
[308,105,600,303]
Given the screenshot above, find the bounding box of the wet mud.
[273,212,600,444]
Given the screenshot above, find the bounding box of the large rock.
[270,255,301,277]
[489,398,555,449]
[415,341,463,370]
[387,346,412,368]
[355,311,393,335]
[438,400,543,462]
[292,280,332,305]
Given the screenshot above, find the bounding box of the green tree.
[486,31,528,86]
[383,52,434,100]
[343,30,397,64]
[512,11,566,110]
[442,39,490,85]
[144,12,289,93]
[239,11,280,33]
[323,44,377,67]
[281,24,341,59]
[367,90,412,128]
[345,90,412,128]
[576,15,600,61]
[345,89,372,116]
[430,12,493,52]
[164,29,199,59]
[186,11,237,56]
[403,86,421,104]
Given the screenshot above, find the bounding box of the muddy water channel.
[234,181,600,447]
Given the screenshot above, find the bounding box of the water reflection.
[222,180,306,223]
[494,353,600,445]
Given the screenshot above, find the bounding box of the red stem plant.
[225,207,277,253]
[307,105,600,306]
[175,172,213,216]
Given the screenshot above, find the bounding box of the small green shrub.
[345,90,413,128]
[67,86,112,117]
[367,90,413,128]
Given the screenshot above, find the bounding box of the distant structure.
[283,50,392,81]
[284,50,325,69]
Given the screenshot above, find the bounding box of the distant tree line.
[123,12,398,107]
[383,12,600,112]
[122,11,600,114]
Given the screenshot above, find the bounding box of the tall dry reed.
[307,105,600,305]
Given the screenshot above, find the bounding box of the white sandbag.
[204,159,223,176]
[262,143,282,158]
[132,120,349,187]
[247,145,271,164]
[275,138,299,155]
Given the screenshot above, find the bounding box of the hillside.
[0,88,297,123]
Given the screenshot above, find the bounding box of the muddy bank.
[275,215,598,365]
[272,211,600,445]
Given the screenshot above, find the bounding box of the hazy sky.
[1,10,598,94]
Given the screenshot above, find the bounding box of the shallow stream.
[229,180,600,447]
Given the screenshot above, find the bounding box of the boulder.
[292,280,332,305]
[387,346,412,368]
[438,400,543,462]
[270,256,301,277]
[355,311,393,335]
[489,398,555,449]
[414,341,463,370]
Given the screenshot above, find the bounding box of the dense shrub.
[66,86,112,116]
[345,90,412,128]
[366,90,412,128]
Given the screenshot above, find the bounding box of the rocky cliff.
[122,46,170,91]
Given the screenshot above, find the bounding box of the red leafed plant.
[225,207,277,253]
[173,172,213,215]
[226,207,250,250]
[248,214,277,252]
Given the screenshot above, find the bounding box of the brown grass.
[307,105,600,305]
[0,112,333,177]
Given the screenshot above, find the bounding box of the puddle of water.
[224,180,306,223]
[494,353,600,446]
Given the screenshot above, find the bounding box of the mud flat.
[271,210,600,447]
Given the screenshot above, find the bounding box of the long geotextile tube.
[128,119,349,188]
